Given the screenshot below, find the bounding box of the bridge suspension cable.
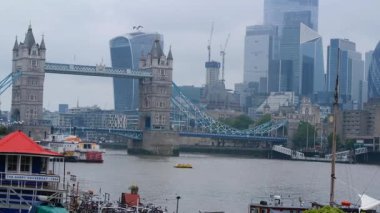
[0,71,21,96]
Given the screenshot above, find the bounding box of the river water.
[64,150,380,213]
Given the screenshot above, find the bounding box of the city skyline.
[0,0,379,111]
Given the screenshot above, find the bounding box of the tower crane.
[220,33,230,82]
[207,22,214,62]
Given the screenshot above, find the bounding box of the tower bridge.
[3,25,287,155]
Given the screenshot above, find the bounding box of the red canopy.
[0,131,63,157]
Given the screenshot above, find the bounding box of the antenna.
[220,33,230,82]
[207,22,214,62]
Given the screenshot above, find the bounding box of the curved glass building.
[368,42,380,100]
[109,32,163,112]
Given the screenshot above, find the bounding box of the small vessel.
[174,163,192,168]
[41,134,105,163]
[0,131,67,213]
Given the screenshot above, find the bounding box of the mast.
[330,48,340,206]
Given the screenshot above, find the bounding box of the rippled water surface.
[64,150,380,213]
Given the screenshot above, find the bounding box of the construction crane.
[220,33,230,82]
[207,22,214,62]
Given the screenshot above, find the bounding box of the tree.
[292,121,316,150]
[219,115,254,130]
[327,133,343,152]
[305,206,344,213]
[255,114,271,126]
[0,125,9,136]
[344,139,356,150]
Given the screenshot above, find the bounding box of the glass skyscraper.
[327,39,364,106]
[279,11,324,97]
[243,25,278,93]
[300,24,324,97]
[264,0,319,36]
[368,42,380,100]
[109,32,163,112]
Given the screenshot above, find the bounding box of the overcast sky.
[0,0,379,111]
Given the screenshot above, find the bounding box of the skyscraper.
[327,39,364,107]
[300,24,324,98]
[264,0,321,96]
[264,0,319,36]
[109,32,163,112]
[362,50,374,105]
[243,25,278,93]
[368,42,380,100]
[279,12,324,97]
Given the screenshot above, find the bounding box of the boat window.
[40,158,47,174]
[250,208,259,213]
[20,156,31,173]
[7,155,18,172]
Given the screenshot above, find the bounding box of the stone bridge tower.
[131,39,179,155]
[11,25,48,138]
[139,39,172,130]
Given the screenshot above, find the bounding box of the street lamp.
[176,195,181,213]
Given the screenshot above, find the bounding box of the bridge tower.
[130,39,179,155]
[11,25,48,138]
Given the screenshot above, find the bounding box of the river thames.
[65,150,380,213]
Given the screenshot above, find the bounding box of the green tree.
[327,133,343,151]
[344,139,356,150]
[305,206,344,213]
[0,125,9,136]
[255,114,272,126]
[292,121,316,149]
[219,115,254,130]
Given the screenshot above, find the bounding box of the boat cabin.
[0,131,65,213]
[249,195,310,213]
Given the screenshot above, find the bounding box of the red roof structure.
[0,131,63,157]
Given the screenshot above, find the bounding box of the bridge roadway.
[56,126,287,143]
[0,63,288,143]
[44,62,152,78]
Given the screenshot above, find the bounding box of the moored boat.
[0,131,68,213]
[41,134,104,163]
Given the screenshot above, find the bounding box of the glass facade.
[264,0,319,36]
[109,32,163,112]
[280,11,323,96]
[300,36,324,97]
[327,39,364,106]
[243,25,277,93]
[368,42,380,99]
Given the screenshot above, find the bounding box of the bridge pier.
[128,130,179,156]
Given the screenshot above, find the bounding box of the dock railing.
[272,145,305,160]
[0,172,65,210]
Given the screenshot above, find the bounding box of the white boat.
[41,134,105,163]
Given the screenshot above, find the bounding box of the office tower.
[243,25,278,94]
[368,42,380,99]
[264,0,319,36]
[327,39,364,106]
[366,51,374,81]
[109,32,163,112]
[279,11,324,97]
[299,24,324,98]
[362,51,374,105]
[58,104,69,113]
